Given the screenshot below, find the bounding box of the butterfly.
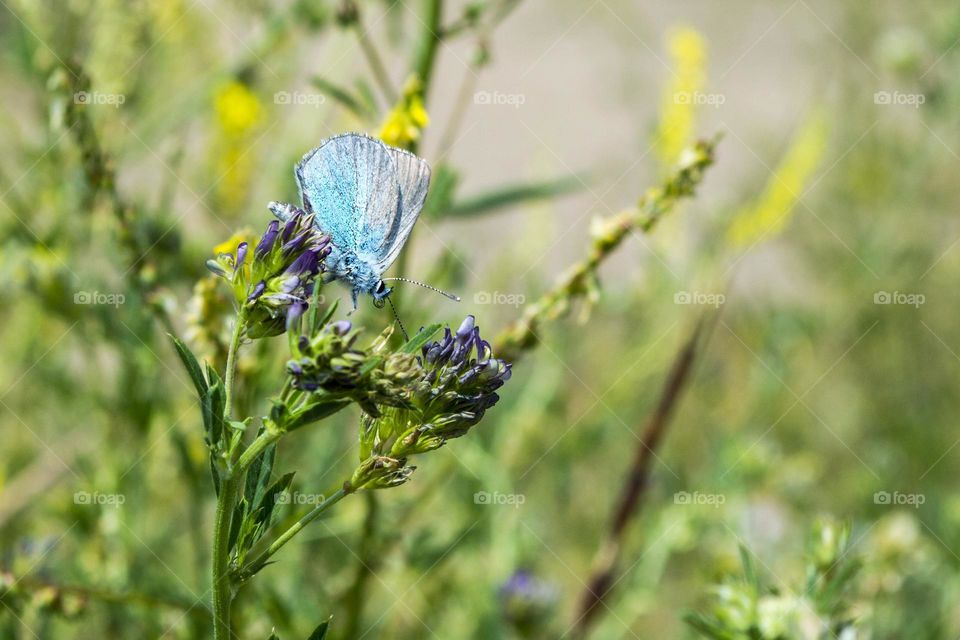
[269,133,450,311]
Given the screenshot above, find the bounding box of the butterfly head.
[371,280,392,308]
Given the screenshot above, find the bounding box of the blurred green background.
[1,0,959,638]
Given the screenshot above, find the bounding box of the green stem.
[237,487,351,581]
[354,21,397,105]
[211,310,247,639]
[212,473,240,640]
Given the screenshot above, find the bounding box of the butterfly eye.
[375,282,386,294]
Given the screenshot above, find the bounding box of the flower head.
[286,323,422,416]
[207,207,331,338]
[352,316,512,489]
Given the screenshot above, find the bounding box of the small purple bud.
[281,217,298,243]
[330,320,352,336]
[255,220,279,259]
[287,361,303,376]
[298,336,310,352]
[282,230,309,255]
[286,301,307,332]
[235,242,248,273]
[456,315,476,341]
[281,275,300,293]
[284,249,319,277]
[247,280,266,302]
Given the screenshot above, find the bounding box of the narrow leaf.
[400,323,441,354]
[285,399,352,432]
[306,620,330,640]
[447,175,586,218]
[169,334,208,398]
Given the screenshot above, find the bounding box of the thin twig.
[494,136,719,362]
[571,310,720,637]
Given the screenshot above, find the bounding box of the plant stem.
[571,313,717,637]
[211,310,248,639]
[224,309,246,420]
[212,473,240,640]
[237,487,350,581]
[353,20,397,105]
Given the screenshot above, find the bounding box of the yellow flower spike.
[655,26,707,168]
[214,81,263,137]
[378,75,430,149]
[726,111,829,249]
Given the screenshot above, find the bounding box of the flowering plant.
[173,211,512,638]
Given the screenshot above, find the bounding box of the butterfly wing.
[372,146,432,272]
[295,133,401,264]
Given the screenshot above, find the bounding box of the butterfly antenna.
[386,296,409,342]
[382,277,461,302]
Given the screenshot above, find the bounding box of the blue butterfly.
[269,133,448,311]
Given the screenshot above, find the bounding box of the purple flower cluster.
[207,209,331,338]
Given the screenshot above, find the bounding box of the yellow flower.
[655,26,707,167]
[379,76,430,149]
[215,81,262,137]
[726,112,828,249]
[212,82,263,213]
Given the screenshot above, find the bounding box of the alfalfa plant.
[173,206,512,638]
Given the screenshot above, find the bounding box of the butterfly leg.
[347,288,359,315]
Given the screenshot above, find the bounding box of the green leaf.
[169,334,207,399]
[201,364,226,448]
[285,399,352,432]
[400,323,441,354]
[446,175,586,217]
[306,620,330,640]
[245,432,278,510]
[258,472,295,531]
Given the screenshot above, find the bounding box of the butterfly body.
[269,133,431,310]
